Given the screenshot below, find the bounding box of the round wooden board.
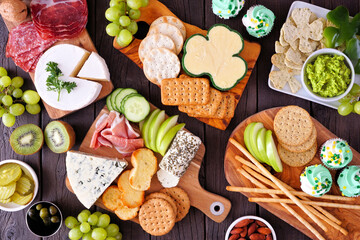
[224,107,360,240]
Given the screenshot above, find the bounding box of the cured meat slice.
[30,0,88,40]
[102,135,144,151]
[5,21,56,72]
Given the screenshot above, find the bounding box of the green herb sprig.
[45,62,77,101]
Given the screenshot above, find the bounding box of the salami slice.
[6,21,56,72]
[30,0,88,40]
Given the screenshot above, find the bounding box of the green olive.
[51,216,60,223]
[40,208,49,219]
[42,217,51,226]
[28,209,37,220]
[49,206,57,215]
[35,204,42,211]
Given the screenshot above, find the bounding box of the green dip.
[305,54,351,98]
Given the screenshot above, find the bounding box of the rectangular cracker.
[178,88,222,117]
[161,77,210,106]
[224,92,236,119]
[188,92,228,119]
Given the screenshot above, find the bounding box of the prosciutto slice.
[30,0,88,40]
[90,111,144,156]
[5,21,56,72]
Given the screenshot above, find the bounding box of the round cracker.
[274,106,313,146]
[278,142,317,167]
[281,126,317,153]
[150,16,186,39]
[148,23,184,54]
[143,47,180,86]
[160,187,190,222]
[138,34,176,62]
[145,192,178,216]
[139,198,175,236]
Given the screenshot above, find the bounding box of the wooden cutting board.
[66,105,231,223]
[112,0,261,130]
[224,107,360,240]
[1,9,114,119]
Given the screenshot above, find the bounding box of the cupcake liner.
[320,138,352,170]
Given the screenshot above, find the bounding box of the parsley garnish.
[45,61,77,101]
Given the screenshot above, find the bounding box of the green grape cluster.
[105,0,149,47]
[338,83,360,116]
[65,210,122,240]
[0,67,41,127]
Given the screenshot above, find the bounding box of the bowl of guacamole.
[301,48,355,102]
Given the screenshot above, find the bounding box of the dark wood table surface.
[1,0,359,239]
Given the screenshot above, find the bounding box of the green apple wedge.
[244,123,258,161]
[248,122,265,163]
[155,115,179,152]
[148,110,166,152]
[158,123,185,156]
[265,130,283,172]
[256,128,270,165]
[141,109,160,149]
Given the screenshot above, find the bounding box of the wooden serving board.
[224,107,360,240]
[1,8,114,119]
[113,0,261,130]
[66,105,231,223]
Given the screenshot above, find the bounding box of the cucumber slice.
[106,94,114,111]
[115,88,137,113]
[110,88,123,112]
[120,93,142,113]
[122,94,150,122]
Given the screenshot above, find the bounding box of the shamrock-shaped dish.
[182,24,247,91]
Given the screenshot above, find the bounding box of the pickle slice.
[0,182,16,200]
[0,198,11,203]
[0,164,22,186]
[16,176,33,195]
[11,192,33,205]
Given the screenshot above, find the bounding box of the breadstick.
[226,186,354,202]
[249,197,360,210]
[238,168,325,240]
[229,138,327,232]
[236,155,343,225]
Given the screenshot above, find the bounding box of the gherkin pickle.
[51,216,60,223]
[40,208,49,219]
[49,206,57,215]
[35,204,42,211]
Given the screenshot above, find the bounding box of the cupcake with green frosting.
[300,164,332,197]
[320,138,353,170]
[242,5,275,38]
[337,165,360,197]
[212,0,245,19]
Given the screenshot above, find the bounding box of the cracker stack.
[139,16,186,86]
[161,77,236,120]
[139,187,190,236]
[274,106,317,167]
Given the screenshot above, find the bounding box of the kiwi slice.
[44,121,75,154]
[10,124,44,155]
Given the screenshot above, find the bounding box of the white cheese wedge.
[35,75,102,111]
[35,44,90,79]
[77,52,110,81]
[66,151,127,209]
[157,169,180,188]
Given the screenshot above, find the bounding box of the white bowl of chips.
[301,48,355,102]
[0,160,39,212]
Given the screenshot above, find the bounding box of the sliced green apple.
[265,130,283,172]
[256,128,270,165]
[158,123,185,156]
[148,110,166,151]
[155,115,178,152]
[139,120,145,132]
[244,123,257,159]
[248,122,265,163]
[141,109,160,149]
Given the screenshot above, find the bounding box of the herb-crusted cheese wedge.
[66,150,127,209]
[182,24,248,91]
[158,130,201,187]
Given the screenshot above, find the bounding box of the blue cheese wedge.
[66,151,127,209]
[158,130,201,187]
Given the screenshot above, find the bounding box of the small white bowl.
[0,160,39,212]
[301,48,355,102]
[225,215,277,240]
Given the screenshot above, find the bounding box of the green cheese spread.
[305,54,351,98]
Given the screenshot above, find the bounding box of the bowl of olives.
[26,201,63,237]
